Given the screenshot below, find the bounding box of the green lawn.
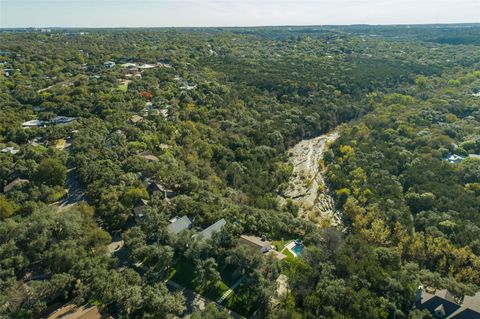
[117,83,128,92]
[169,259,240,301]
[272,239,292,251]
[272,239,297,263]
[282,248,295,260]
[222,281,260,317]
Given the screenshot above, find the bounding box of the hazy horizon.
[1,0,479,28]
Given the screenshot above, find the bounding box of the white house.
[104,61,116,68]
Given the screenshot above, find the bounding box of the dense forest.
[0,25,479,319]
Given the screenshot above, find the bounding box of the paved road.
[57,168,86,210]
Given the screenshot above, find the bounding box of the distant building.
[1,146,20,155]
[240,235,274,253]
[147,181,176,199]
[133,199,149,220]
[22,119,44,128]
[137,151,159,162]
[416,286,480,319]
[197,219,226,241]
[138,63,156,69]
[130,115,144,124]
[104,61,115,68]
[48,116,76,126]
[3,68,14,76]
[445,154,465,164]
[3,178,29,193]
[167,216,193,235]
[33,106,44,112]
[46,304,103,319]
[121,62,137,68]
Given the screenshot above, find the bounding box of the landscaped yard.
[221,281,260,317]
[117,83,128,92]
[168,259,240,301]
[272,238,297,261]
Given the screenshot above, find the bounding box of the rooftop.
[46,305,102,319]
[3,178,29,193]
[240,235,272,251]
[167,215,192,235]
[197,218,226,241]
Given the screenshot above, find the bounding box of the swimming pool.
[291,244,303,256]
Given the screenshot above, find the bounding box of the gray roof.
[167,216,192,235]
[198,219,226,240]
[462,292,480,313]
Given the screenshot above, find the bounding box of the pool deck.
[284,241,301,257]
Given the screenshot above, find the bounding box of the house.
[147,181,176,199]
[445,154,465,164]
[240,235,274,253]
[133,199,149,220]
[3,68,14,76]
[416,286,480,319]
[22,119,45,128]
[3,178,29,193]
[103,61,116,68]
[138,63,156,69]
[46,304,103,319]
[167,216,193,235]
[130,115,143,124]
[1,146,20,155]
[138,151,159,162]
[121,62,137,68]
[48,116,76,126]
[197,219,226,241]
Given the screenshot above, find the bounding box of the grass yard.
[169,259,240,301]
[282,248,295,260]
[221,281,260,317]
[272,239,297,262]
[117,83,128,92]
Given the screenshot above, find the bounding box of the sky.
[0,0,479,28]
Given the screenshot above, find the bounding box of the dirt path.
[279,130,342,226]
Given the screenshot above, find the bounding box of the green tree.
[33,158,67,186]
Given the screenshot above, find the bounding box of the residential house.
[103,61,116,68]
[1,146,20,155]
[33,106,45,112]
[445,154,465,164]
[3,68,14,76]
[240,235,274,253]
[130,115,144,124]
[121,62,137,68]
[22,119,45,128]
[240,235,287,260]
[138,63,156,69]
[167,216,193,235]
[48,116,76,126]
[138,151,159,162]
[46,304,103,319]
[133,199,149,221]
[147,181,176,199]
[197,219,226,241]
[3,178,29,193]
[416,286,480,318]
